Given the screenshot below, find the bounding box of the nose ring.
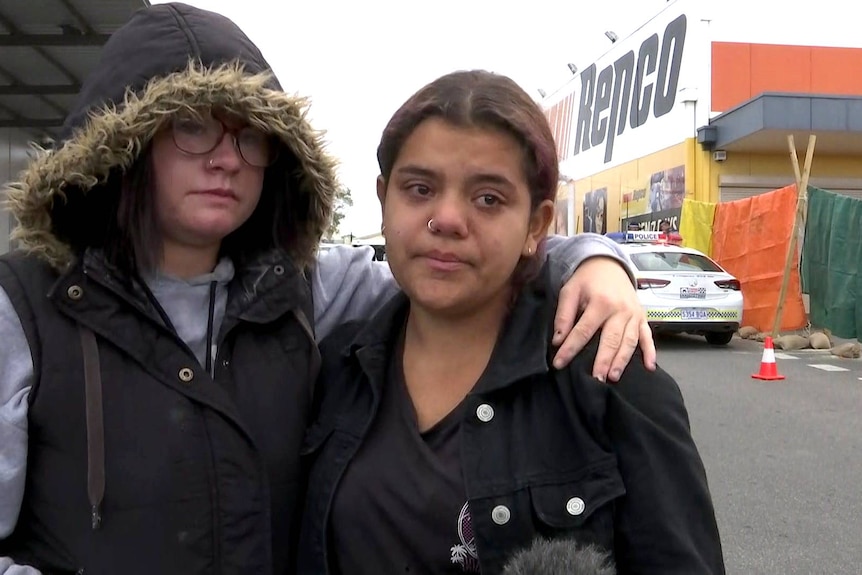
[427,219,437,233]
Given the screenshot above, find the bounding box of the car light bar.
[608,231,683,244]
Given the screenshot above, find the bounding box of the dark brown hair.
[377,69,559,280]
[378,70,558,208]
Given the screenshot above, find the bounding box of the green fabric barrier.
[801,186,862,338]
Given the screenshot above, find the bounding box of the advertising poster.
[648,165,685,212]
[554,197,570,235]
[583,187,608,234]
[624,208,682,232]
[621,164,685,231]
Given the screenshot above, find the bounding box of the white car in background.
[612,231,743,345]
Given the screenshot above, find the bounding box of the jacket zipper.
[209,323,274,574]
[205,281,216,376]
[166,274,223,572]
[203,283,223,574]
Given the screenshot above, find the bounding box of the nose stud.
[208,158,214,168]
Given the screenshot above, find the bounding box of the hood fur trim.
[3,61,337,270]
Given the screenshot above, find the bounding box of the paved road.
[655,333,862,575]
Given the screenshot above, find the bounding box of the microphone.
[502,538,616,575]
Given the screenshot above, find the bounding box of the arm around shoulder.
[604,358,725,574]
[312,246,399,342]
[0,286,40,573]
[545,233,634,286]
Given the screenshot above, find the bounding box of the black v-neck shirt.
[329,329,481,574]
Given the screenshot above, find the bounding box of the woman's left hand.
[551,256,657,381]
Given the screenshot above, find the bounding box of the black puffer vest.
[0,249,318,575]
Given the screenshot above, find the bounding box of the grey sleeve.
[0,286,39,575]
[545,233,635,287]
[311,246,399,342]
[0,559,41,575]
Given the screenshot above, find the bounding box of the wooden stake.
[788,135,803,192]
[772,134,816,337]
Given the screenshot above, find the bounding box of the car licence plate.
[680,287,706,299]
[681,308,709,320]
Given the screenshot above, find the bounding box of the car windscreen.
[629,251,723,273]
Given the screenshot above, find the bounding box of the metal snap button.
[491,505,510,525]
[476,403,495,422]
[178,368,194,383]
[67,285,83,300]
[566,496,585,516]
[273,265,285,275]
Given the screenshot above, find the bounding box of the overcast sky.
[151,0,859,238]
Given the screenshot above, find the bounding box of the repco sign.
[572,13,687,164]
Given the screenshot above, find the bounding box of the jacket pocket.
[529,462,625,542]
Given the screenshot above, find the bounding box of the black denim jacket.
[297,263,725,574]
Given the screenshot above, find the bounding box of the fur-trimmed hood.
[3,2,337,271]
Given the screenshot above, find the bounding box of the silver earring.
[427,219,436,233]
[527,247,533,256]
[381,225,386,234]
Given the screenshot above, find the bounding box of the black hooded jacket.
[0,3,337,574]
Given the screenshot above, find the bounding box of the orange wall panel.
[749,44,811,95]
[712,42,862,112]
[810,47,862,95]
[711,42,750,111]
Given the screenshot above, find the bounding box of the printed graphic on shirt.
[450,501,481,573]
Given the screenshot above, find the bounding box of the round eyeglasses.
[170,113,278,168]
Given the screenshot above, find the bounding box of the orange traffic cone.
[752,336,785,380]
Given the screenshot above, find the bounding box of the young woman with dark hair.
[298,70,725,575]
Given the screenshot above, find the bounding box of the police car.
[611,231,743,345]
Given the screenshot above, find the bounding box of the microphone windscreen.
[501,538,616,575]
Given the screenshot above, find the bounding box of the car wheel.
[705,331,734,346]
